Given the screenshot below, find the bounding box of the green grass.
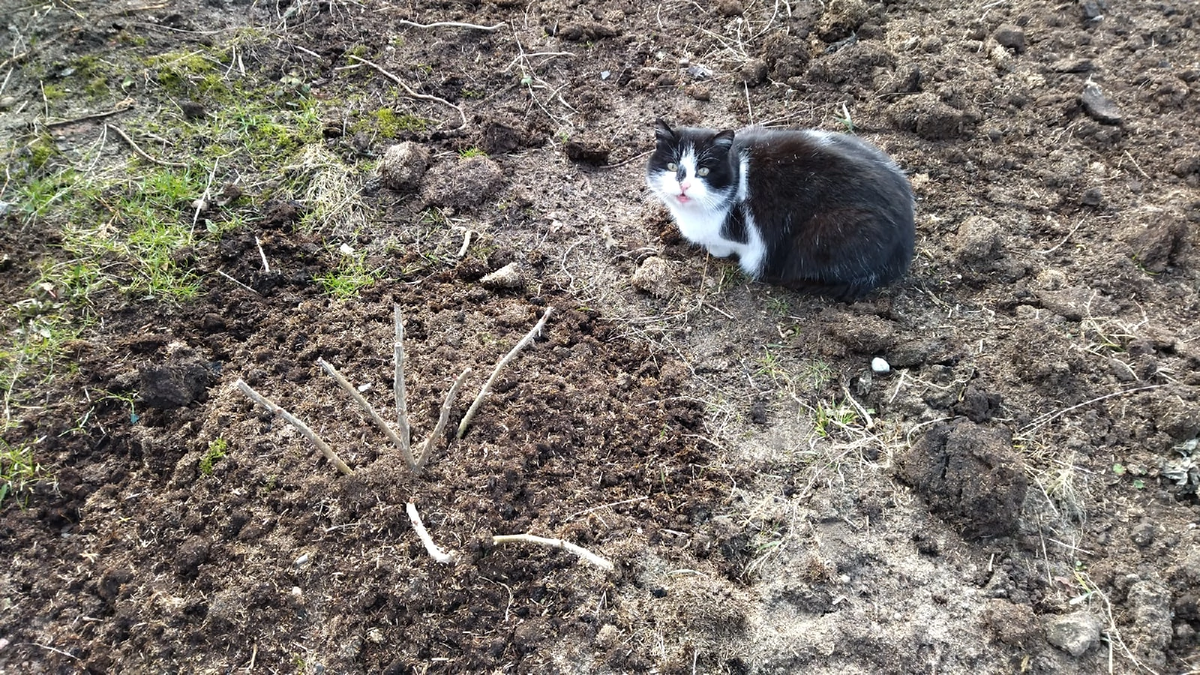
[0,439,52,508]
[314,249,380,298]
[811,399,860,438]
[199,438,228,476]
[799,359,834,391]
[459,147,487,159]
[0,28,378,448]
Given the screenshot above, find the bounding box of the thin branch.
[345,55,467,129]
[216,268,259,294]
[493,533,614,571]
[255,236,270,273]
[398,19,505,31]
[414,368,471,470]
[106,124,186,168]
[457,307,554,438]
[596,149,653,170]
[395,305,411,453]
[317,358,416,471]
[407,502,457,564]
[45,102,134,127]
[235,379,353,475]
[1018,384,1167,439]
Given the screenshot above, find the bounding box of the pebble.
[871,357,891,375]
[1081,83,1122,124]
[0,95,17,110]
[1045,612,1102,656]
[632,256,674,297]
[993,24,1026,53]
[480,262,525,289]
[378,141,431,192]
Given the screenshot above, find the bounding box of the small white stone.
[480,262,525,289]
[294,553,310,566]
[871,357,891,375]
[291,586,302,596]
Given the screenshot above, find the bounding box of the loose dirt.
[1,0,1198,673]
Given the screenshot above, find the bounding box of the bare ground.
[1,0,1198,673]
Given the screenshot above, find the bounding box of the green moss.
[85,77,110,98]
[27,135,59,171]
[41,84,67,101]
[374,108,429,136]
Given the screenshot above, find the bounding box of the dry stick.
[397,19,505,31]
[255,236,270,273]
[106,124,186,168]
[596,149,653,170]
[216,268,259,294]
[492,533,614,571]
[414,368,471,470]
[457,307,554,438]
[394,305,411,453]
[234,379,354,475]
[345,55,468,129]
[317,357,417,470]
[1018,384,1167,439]
[46,102,134,127]
[1039,217,1086,255]
[407,502,457,564]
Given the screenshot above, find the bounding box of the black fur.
[650,121,915,300]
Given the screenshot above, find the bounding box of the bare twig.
[1018,384,1167,439]
[20,643,79,661]
[216,268,260,294]
[191,157,219,233]
[407,502,457,564]
[317,357,417,470]
[1039,217,1086,255]
[394,305,411,452]
[106,124,186,168]
[234,380,353,475]
[565,496,648,521]
[414,368,470,470]
[255,236,270,273]
[456,228,473,257]
[398,19,505,31]
[345,55,468,128]
[457,307,554,438]
[45,101,134,127]
[493,533,614,571]
[596,149,653,170]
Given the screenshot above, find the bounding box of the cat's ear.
[713,130,736,149]
[655,118,676,144]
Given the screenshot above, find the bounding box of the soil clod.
[898,420,1028,539]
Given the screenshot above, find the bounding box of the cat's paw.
[706,245,734,258]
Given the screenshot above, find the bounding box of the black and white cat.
[646,120,915,300]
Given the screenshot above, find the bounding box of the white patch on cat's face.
[649,144,732,246]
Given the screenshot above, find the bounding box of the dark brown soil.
[2,0,1199,673]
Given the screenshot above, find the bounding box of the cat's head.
[647,119,737,211]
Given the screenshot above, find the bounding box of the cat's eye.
[667,162,678,172]
[697,167,710,177]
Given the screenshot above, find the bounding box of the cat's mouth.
[675,194,691,204]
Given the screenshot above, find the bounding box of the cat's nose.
[680,180,692,192]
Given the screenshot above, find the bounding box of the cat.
[646,119,915,301]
